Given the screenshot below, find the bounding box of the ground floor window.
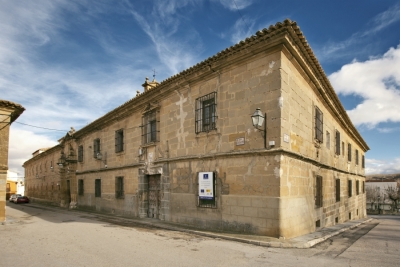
[95,179,101,197]
[115,176,124,199]
[78,179,84,195]
[315,176,323,207]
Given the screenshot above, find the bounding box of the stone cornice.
[75,148,365,178]
[0,99,25,123]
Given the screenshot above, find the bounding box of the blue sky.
[1,0,400,176]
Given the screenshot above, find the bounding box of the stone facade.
[23,20,369,238]
[0,99,24,222]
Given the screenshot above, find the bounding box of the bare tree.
[366,185,380,209]
[385,185,400,212]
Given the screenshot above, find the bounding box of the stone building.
[23,20,369,239]
[0,99,25,222]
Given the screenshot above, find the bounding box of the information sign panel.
[198,172,214,200]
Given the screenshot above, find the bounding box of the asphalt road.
[2,203,400,267]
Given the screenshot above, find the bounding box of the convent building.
[23,19,369,239]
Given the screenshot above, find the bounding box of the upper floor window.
[355,149,359,165]
[347,143,352,162]
[335,131,341,155]
[93,138,101,158]
[326,131,330,149]
[362,155,365,168]
[78,145,83,162]
[314,106,323,143]
[142,110,159,144]
[115,129,124,152]
[195,92,217,134]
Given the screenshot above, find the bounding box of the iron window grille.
[335,131,341,155]
[355,150,359,165]
[78,145,83,162]
[315,176,323,208]
[347,143,352,162]
[78,179,84,195]
[115,129,124,152]
[115,176,124,199]
[195,92,217,134]
[141,110,159,144]
[314,106,323,143]
[348,180,352,197]
[95,179,101,198]
[335,178,340,202]
[93,138,101,158]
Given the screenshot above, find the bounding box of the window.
[95,179,101,197]
[335,178,340,202]
[362,155,365,168]
[93,138,101,158]
[142,110,158,144]
[78,145,83,162]
[356,180,360,195]
[348,179,352,197]
[115,177,124,199]
[347,143,352,162]
[326,131,330,149]
[195,92,217,133]
[362,181,365,193]
[115,129,124,152]
[315,176,323,207]
[342,142,345,157]
[314,106,323,143]
[355,149,359,165]
[78,179,84,195]
[335,131,341,155]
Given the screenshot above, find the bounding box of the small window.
[95,179,101,197]
[356,180,360,195]
[115,129,124,152]
[342,142,345,157]
[78,179,84,195]
[314,106,323,143]
[347,143,352,162]
[335,178,340,202]
[355,150,359,165]
[362,181,365,193]
[78,145,83,162]
[315,176,323,207]
[115,176,124,199]
[195,92,217,133]
[93,139,101,158]
[362,155,365,168]
[326,131,330,149]
[348,179,352,197]
[335,131,341,155]
[142,110,159,144]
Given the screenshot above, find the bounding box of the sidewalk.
[5,203,373,248]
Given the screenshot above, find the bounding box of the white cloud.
[8,128,58,175]
[329,45,400,128]
[377,127,400,133]
[320,3,400,58]
[216,0,253,11]
[128,1,202,75]
[230,16,255,44]
[365,158,400,175]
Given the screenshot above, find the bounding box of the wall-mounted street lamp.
[251,108,266,148]
[96,152,107,168]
